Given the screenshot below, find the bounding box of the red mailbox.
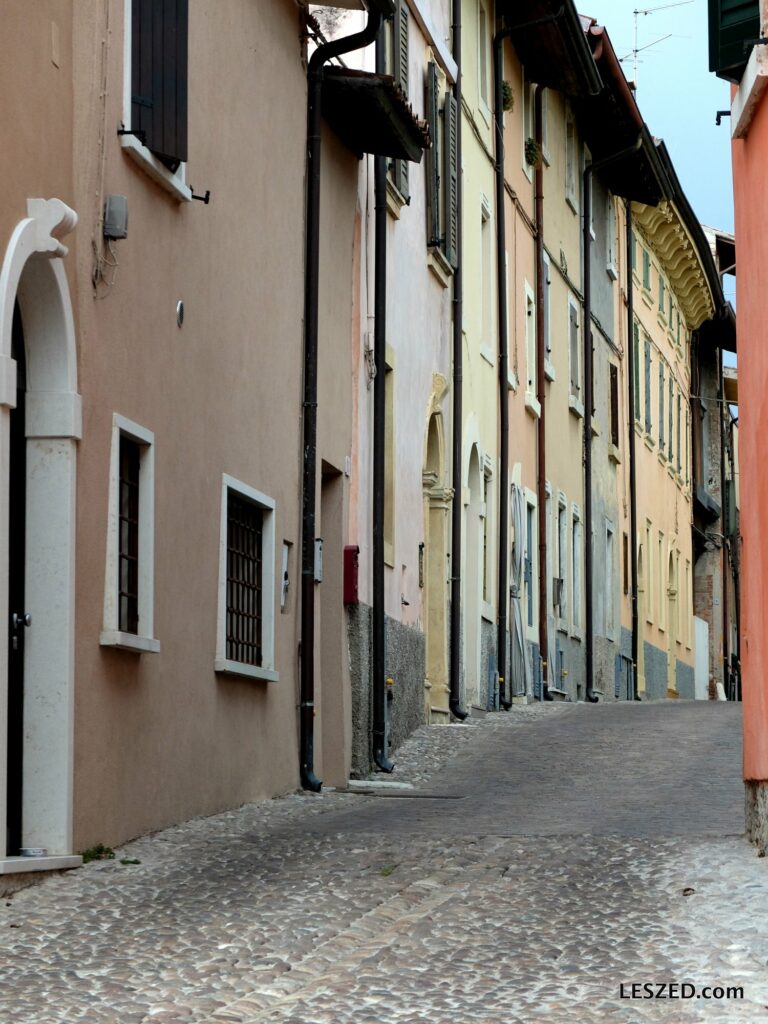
[343,545,360,605]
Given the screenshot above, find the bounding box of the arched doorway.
[637,543,646,696]
[667,551,678,697]
[0,200,81,865]
[422,412,450,720]
[465,445,483,708]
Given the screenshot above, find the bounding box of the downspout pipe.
[301,9,384,791]
[493,27,513,709]
[449,0,468,721]
[582,140,641,704]
[626,199,640,700]
[372,25,394,771]
[717,347,730,699]
[534,85,551,702]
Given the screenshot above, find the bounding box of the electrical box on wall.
[103,195,128,239]
[343,545,359,604]
[313,538,324,583]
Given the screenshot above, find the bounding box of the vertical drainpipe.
[582,162,599,703]
[372,24,395,771]
[718,346,730,698]
[626,199,640,700]
[493,27,512,709]
[582,143,641,705]
[449,0,468,721]
[300,10,384,791]
[534,85,550,702]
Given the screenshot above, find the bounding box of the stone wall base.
[745,780,768,856]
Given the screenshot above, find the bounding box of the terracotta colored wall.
[732,94,768,779]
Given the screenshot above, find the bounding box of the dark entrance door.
[7,300,26,855]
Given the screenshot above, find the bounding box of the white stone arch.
[0,199,81,867]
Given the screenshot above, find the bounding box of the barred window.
[226,493,264,667]
[118,437,141,634]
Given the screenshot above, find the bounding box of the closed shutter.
[644,341,652,433]
[425,62,440,247]
[569,304,580,395]
[668,378,674,460]
[444,93,459,268]
[131,0,189,168]
[393,0,410,201]
[609,363,619,447]
[659,362,665,448]
[708,0,760,82]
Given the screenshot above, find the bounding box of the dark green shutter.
[131,0,188,167]
[444,93,459,268]
[426,62,440,246]
[644,341,652,433]
[659,362,665,448]
[393,0,410,201]
[708,0,760,82]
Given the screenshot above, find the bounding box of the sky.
[580,0,737,335]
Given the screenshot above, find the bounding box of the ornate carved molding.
[633,200,715,331]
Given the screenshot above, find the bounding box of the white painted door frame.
[0,199,81,871]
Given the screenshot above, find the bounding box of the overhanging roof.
[322,68,429,161]
[504,0,602,98]
[574,24,672,205]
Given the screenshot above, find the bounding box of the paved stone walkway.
[2,701,766,1023]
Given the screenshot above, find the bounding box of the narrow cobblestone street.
[2,702,765,1024]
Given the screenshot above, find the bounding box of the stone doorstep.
[0,855,82,898]
[346,780,415,793]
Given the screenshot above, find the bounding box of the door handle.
[12,612,31,630]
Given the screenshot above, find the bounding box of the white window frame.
[556,492,568,633]
[543,251,555,381]
[605,521,615,641]
[481,459,495,621]
[215,474,278,682]
[571,504,583,640]
[568,294,583,416]
[606,194,618,279]
[565,113,578,212]
[478,1,491,122]
[524,280,540,417]
[100,414,160,653]
[121,0,192,202]
[522,73,535,182]
[524,489,538,643]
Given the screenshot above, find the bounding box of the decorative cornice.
[632,200,715,331]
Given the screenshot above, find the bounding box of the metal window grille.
[118,436,140,634]
[226,492,264,666]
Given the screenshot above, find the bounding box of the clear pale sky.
[580,0,736,309]
[581,1,734,226]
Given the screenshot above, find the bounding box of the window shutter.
[610,364,619,447]
[569,305,580,394]
[633,322,640,420]
[393,0,410,202]
[131,0,189,168]
[668,378,674,460]
[644,341,652,433]
[708,0,760,82]
[659,363,665,447]
[425,62,440,246]
[444,93,459,268]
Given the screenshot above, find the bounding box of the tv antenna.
[625,1,694,86]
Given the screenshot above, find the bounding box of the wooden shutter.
[633,322,640,421]
[444,93,459,268]
[425,62,440,246]
[609,363,619,447]
[659,362,665,447]
[708,0,760,82]
[668,378,674,460]
[393,0,410,201]
[131,0,189,168]
[569,304,579,394]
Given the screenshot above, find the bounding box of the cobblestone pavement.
[2,701,766,1023]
